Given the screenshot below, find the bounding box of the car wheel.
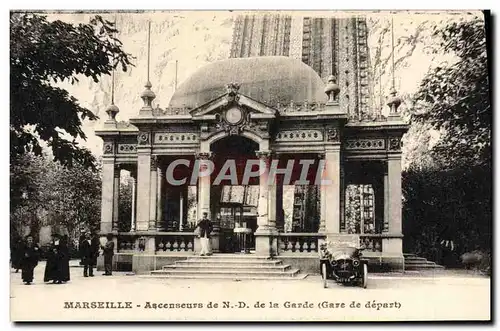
[362,264,368,289]
[322,263,328,288]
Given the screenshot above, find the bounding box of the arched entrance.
[210,136,260,253]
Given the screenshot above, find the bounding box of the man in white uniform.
[196,212,213,256]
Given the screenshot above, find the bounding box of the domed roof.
[168,56,328,109]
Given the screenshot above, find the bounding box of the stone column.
[196,152,212,218]
[324,145,341,234]
[130,170,137,232]
[267,157,278,255]
[268,176,277,230]
[276,178,284,232]
[255,150,271,233]
[255,150,277,256]
[195,152,216,253]
[163,185,171,230]
[136,152,151,232]
[156,165,163,230]
[339,166,346,233]
[112,164,120,231]
[386,155,402,247]
[318,154,327,233]
[100,158,116,234]
[383,167,389,233]
[149,155,158,230]
[381,154,404,271]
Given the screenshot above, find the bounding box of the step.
[404,257,428,262]
[406,262,443,267]
[176,259,283,266]
[403,253,417,258]
[151,268,301,278]
[186,255,272,260]
[405,264,444,269]
[404,259,434,264]
[404,257,428,261]
[163,264,292,272]
[142,273,308,280]
[185,256,277,262]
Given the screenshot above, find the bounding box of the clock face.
[225,108,243,124]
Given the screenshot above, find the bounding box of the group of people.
[11,212,213,284]
[11,232,115,285]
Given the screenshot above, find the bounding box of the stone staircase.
[404,253,445,271]
[148,254,306,280]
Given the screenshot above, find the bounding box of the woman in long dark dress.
[60,235,71,282]
[20,235,40,285]
[11,238,23,273]
[44,234,64,284]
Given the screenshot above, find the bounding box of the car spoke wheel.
[322,263,328,288]
[362,264,368,289]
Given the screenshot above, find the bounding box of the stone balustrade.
[360,235,383,252]
[155,233,196,253]
[277,233,326,254]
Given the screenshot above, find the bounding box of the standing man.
[20,235,40,285]
[79,232,98,277]
[101,233,115,276]
[195,212,213,256]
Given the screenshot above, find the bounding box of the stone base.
[211,232,220,253]
[132,254,194,275]
[98,252,404,274]
[97,253,134,272]
[254,232,278,257]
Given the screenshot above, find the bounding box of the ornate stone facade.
[275,130,323,142]
[345,139,385,150]
[103,142,114,154]
[95,16,408,273]
[138,132,150,145]
[117,144,137,153]
[154,133,199,144]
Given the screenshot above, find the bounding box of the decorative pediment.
[189,83,276,119]
[190,83,276,140]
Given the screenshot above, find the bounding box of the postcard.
[9,9,491,322]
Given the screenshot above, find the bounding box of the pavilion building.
[95,14,408,273]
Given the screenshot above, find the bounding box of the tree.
[10,13,133,169]
[10,153,102,247]
[411,15,491,169]
[402,15,491,268]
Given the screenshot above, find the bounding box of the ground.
[10,260,490,322]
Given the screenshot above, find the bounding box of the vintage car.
[319,242,368,288]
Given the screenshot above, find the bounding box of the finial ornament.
[387,87,402,113]
[105,104,120,121]
[226,82,241,95]
[387,16,401,116]
[324,75,340,103]
[106,15,119,122]
[140,21,156,112]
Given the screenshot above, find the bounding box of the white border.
[2,1,498,330]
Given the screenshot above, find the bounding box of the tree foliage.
[402,15,491,268]
[411,16,490,168]
[10,13,133,169]
[403,166,491,261]
[10,153,102,245]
